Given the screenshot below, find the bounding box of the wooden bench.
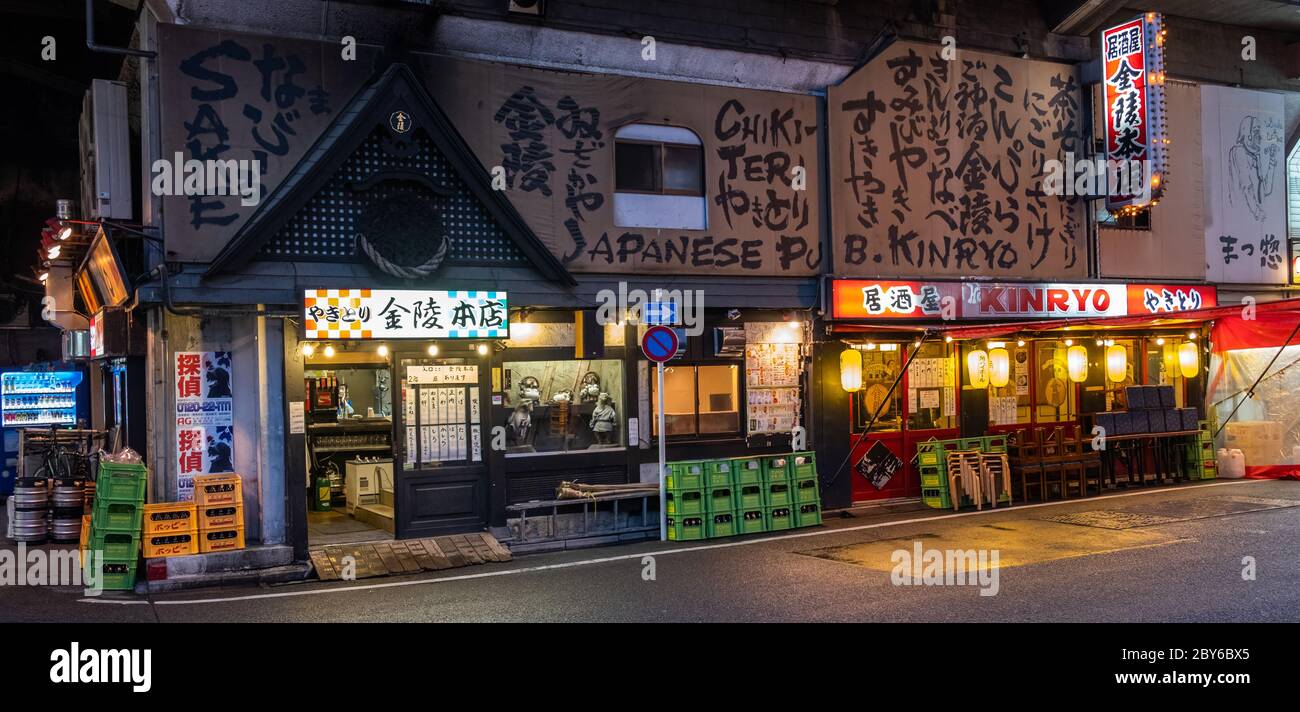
[504,490,660,545]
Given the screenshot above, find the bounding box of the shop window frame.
[649,361,745,441]
[1029,341,1079,426]
[613,137,705,197]
[497,349,630,457]
[848,344,906,434]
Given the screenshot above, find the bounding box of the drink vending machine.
[0,367,90,497]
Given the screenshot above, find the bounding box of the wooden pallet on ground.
[309,532,512,581]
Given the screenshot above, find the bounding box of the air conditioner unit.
[79,79,133,220]
[507,0,544,16]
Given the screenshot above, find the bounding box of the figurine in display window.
[579,372,601,403]
[506,403,533,448]
[589,392,618,446]
[517,376,542,407]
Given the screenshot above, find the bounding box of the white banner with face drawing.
[1202,85,1287,285]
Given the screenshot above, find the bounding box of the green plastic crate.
[731,458,762,486]
[666,516,705,541]
[794,502,822,528]
[766,482,792,508]
[703,460,732,488]
[919,466,947,489]
[665,490,704,516]
[84,557,137,591]
[90,500,142,533]
[916,443,942,467]
[98,461,148,478]
[94,465,148,503]
[706,511,737,539]
[738,509,766,535]
[959,437,985,451]
[761,455,791,483]
[792,452,816,479]
[666,461,704,490]
[793,478,819,504]
[984,435,1009,453]
[706,486,737,513]
[88,530,140,560]
[922,487,952,509]
[766,506,794,531]
[737,484,764,510]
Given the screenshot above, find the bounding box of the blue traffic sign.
[641,326,679,363]
[642,301,678,326]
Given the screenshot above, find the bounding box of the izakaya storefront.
[822,278,1219,503]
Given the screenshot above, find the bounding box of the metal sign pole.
[657,358,667,542]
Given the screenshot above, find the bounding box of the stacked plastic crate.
[918,435,1009,509]
[194,473,246,553]
[702,459,737,538]
[665,461,706,541]
[141,502,198,558]
[84,461,147,591]
[665,453,822,540]
[733,456,766,535]
[790,453,822,528]
[917,440,953,510]
[1191,421,1217,480]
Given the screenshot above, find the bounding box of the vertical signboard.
[174,351,234,500]
[1101,13,1167,212]
[1202,85,1287,285]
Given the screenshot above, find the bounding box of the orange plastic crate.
[142,502,197,535]
[193,474,243,507]
[198,505,242,530]
[78,514,91,553]
[198,526,245,553]
[143,532,197,558]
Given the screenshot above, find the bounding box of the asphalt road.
[3,478,1299,622]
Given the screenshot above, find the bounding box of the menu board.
[907,356,954,421]
[403,366,481,466]
[989,396,1019,426]
[745,343,802,434]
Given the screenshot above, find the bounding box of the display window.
[852,345,904,432]
[982,341,1034,425]
[1143,337,1187,407]
[497,358,625,455]
[906,341,956,430]
[650,364,741,437]
[1100,339,1139,410]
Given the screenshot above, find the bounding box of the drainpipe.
[86,0,156,59]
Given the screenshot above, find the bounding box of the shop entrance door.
[393,355,488,537]
[849,340,958,502]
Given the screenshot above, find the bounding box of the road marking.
[80,479,1270,606]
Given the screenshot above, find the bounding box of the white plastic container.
[1219,448,1246,479]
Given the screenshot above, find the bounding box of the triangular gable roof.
[204,63,575,285]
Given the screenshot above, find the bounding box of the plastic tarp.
[1208,299,1300,479]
